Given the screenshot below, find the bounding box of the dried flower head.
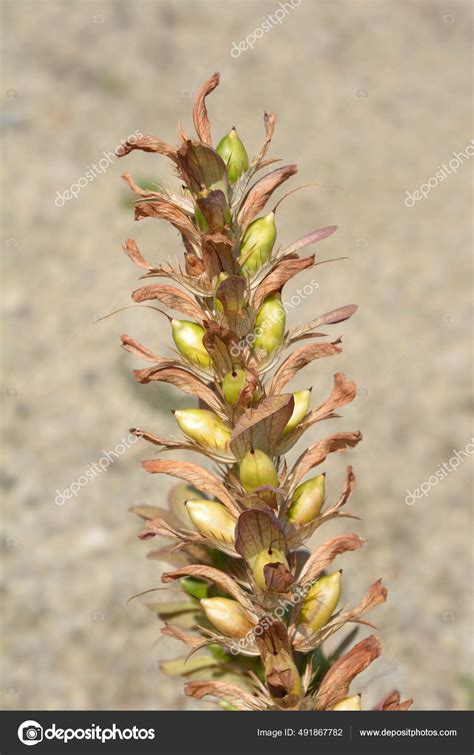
[119,73,412,712]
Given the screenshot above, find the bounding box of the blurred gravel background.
[1,0,472,711]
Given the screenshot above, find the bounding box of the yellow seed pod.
[221,369,246,405]
[239,212,277,275]
[299,571,342,631]
[287,474,325,526]
[174,409,232,451]
[332,695,361,711]
[253,293,285,354]
[171,319,211,369]
[239,449,278,492]
[216,127,249,183]
[252,548,290,590]
[185,500,236,544]
[201,597,255,639]
[283,389,311,434]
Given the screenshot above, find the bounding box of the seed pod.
[253,292,286,354]
[174,409,232,451]
[201,597,255,639]
[216,127,249,183]
[171,319,212,369]
[252,548,290,590]
[287,474,325,526]
[239,212,277,275]
[299,571,342,631]
[332,695,361,711]
[185,499,236,544]
[283,389,311,434]
[221,368,246,405]
[239,449,279,492]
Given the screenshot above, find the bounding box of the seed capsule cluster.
[120,73,412,713]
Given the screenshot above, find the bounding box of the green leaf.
[160,655,218,677]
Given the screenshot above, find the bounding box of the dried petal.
[141,459,239,516]
[290,304,358,342]
[280,225,338,257]
[379,691,414,711]
[120,334,162,363]
[133,199,199,242]
[289,432,362,487]
[269,341,342,395]
[132,284,204,321]
[303,372,356,427]
[299,534,365,585]
[185,680,267,710]
[123,238,153,270]
[253,254,315,309]
[238,165,297,228]
[130,366,222,412]
[313,636,382,710]
[253,111,277,167]
[116,133,177,160]
[193,72,220,145]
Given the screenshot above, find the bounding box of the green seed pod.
[239,212,277,275]
[287,474,325,526]
[283,389,311,434]
[332,695,361,711]
[239,449,279,492]
[252,548,290,590]
[216,127,249,183]
[174,409,232,451]
[201,597,255,639]
[221,368,246,405]
[253,292,286,354]
[171,319,212,369]
[299,571,342,631]
[185,499,236,544]
[180,576,209,600]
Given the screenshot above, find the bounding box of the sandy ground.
[1,0,472,710]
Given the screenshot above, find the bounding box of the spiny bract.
[118,73,412,712]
